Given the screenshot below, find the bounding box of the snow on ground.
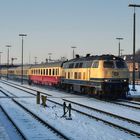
[0,108,22,140]
[0,80,140,140]
[129,85,140,97]
[12,98,140,140]
[0,118,10,140]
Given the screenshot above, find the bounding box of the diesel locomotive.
[61,54,129,98]
[0,54,129,99]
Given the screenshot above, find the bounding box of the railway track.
[61,99,140,137]
[2,79,140,111]
[0,90,69,140]
[0,80,140,138]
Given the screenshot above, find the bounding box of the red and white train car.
[29,62,64,86]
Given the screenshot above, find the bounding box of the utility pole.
[5,45,11,80]
[116,38,123,57]
[129,4,140,91]
[19,34,27,84]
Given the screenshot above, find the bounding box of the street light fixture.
[11,57,17,65]
[71,46,77,59]
[116,38,123,57]
[128,4,140,91]
[5,45,11,80]
[19,34,27,84]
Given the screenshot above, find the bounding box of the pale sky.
[0,0,140,64]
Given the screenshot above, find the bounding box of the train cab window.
[75,63,79,68]
[103,61,114,68]
[92,61,99,68]
[69,63,74,68]
[116,61,127,68]
[79,63,83,68]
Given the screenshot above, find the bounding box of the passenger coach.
[29,62,64,86]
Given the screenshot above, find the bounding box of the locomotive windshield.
[115,60,127,68]
[103,60,127,68]
[103,61,114,68]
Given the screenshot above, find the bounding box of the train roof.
[30,61,64,68]
[62,54,125,68]
[67,54,124,62]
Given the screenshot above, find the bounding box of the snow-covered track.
[0,80,52,96]
[0,105,26,140]
[63,99,140,125]
[108,100,140,110]
[62,99,140,138]
[0,90,70,140]
[115,99,140,108]
[12,99,69,140]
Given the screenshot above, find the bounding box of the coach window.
[71,72,73,78]
[74,72,77,79]
[49,69,51,75]
[43,69,45,75]
[83,72,85,80]
[58,68,59,75]
[56,69,57,75]
[46,69,48,75]
[68,72,70,79]
[53,69,55,75]
[78,72,81,79]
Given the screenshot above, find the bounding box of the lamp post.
[5,45,11,80]
[71,46,76,59]
[48,53,52,62]
[0,52,3,78]
[34,57,37,64]
[116,38,123,57]
[129,4,140,91]
[120,49,124,56]
[19,34,27,84]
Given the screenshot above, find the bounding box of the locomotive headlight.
[104,79,108,82]
[123,79,127,82]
